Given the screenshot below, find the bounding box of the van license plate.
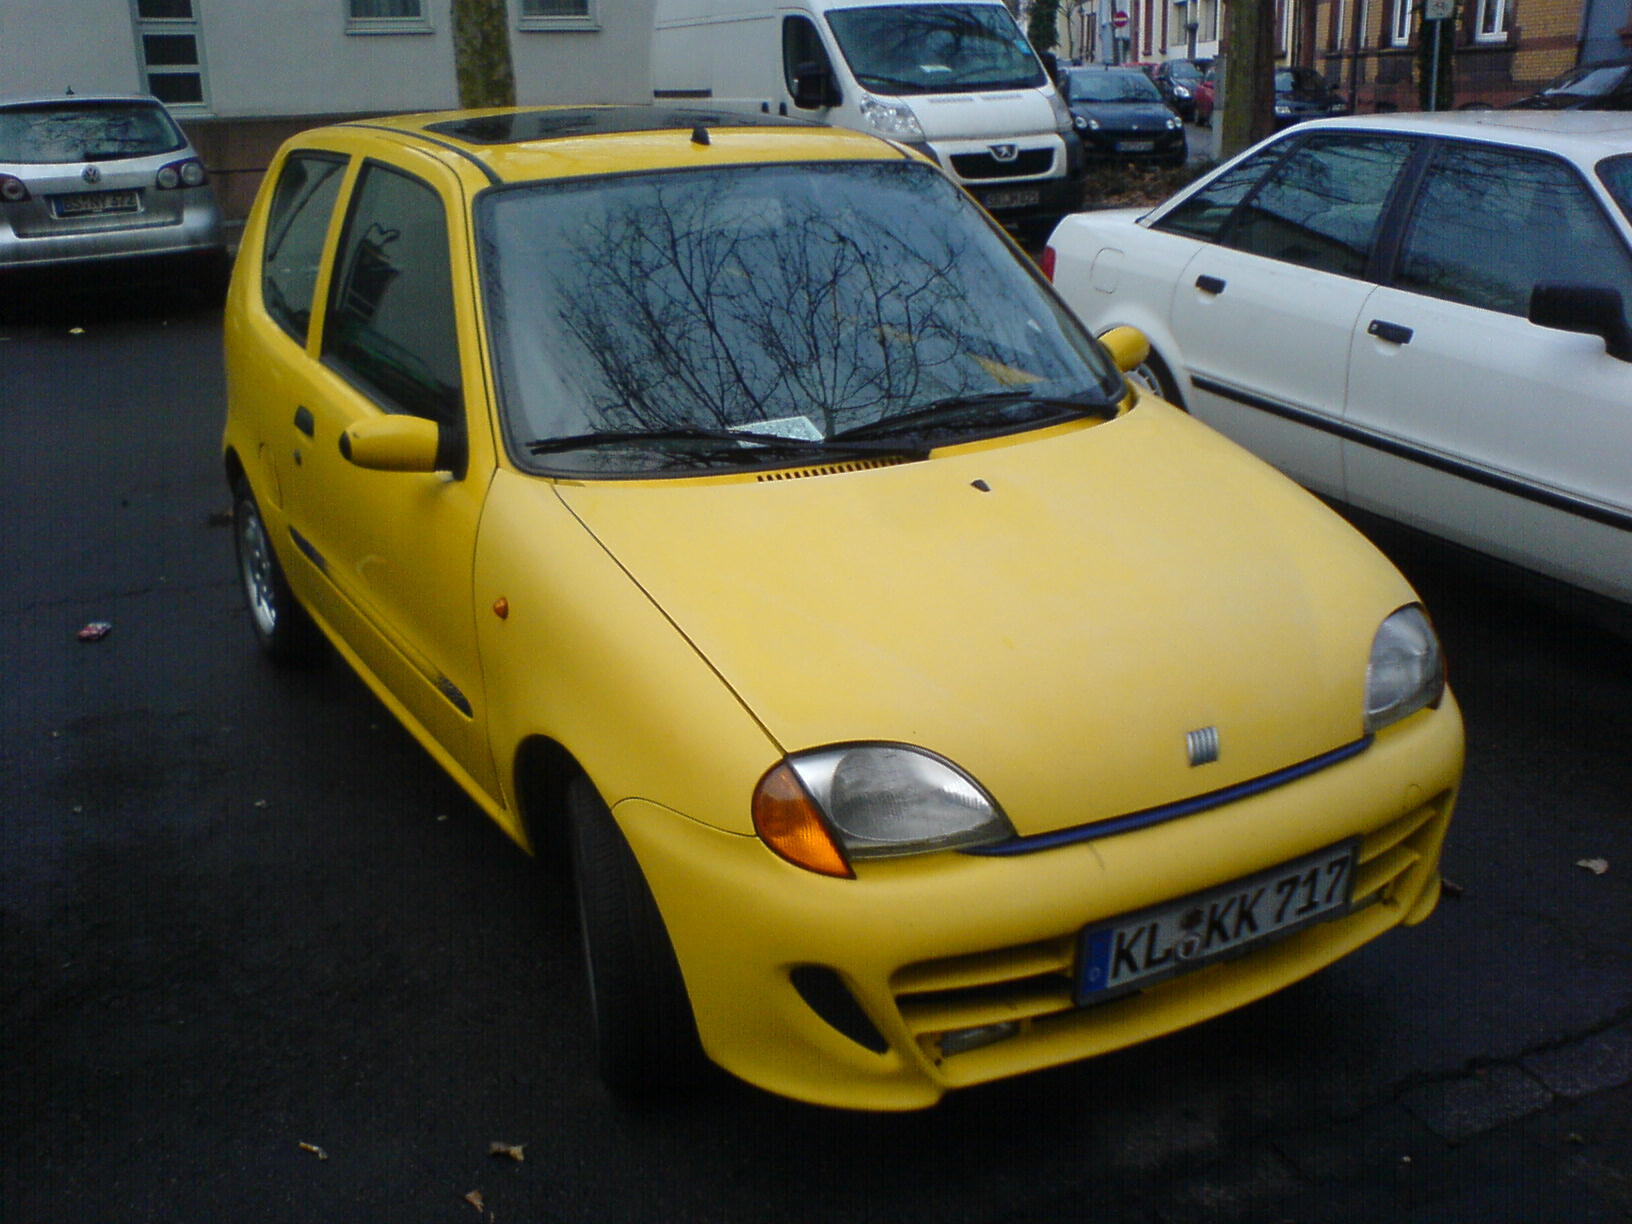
[1077,841,1357,1004]
[980,188,1040,210]
[54,191,141,218]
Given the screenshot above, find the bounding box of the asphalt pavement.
[1,282,1628,1223]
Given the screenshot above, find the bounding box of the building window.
[519,0,598,31]
[131,0,208,109]
[1390,0,1412,46]
[346,0,432,35]
[1474,0,1507,42]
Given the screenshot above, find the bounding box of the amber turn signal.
[752,762,853,879]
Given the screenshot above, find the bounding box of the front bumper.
[1077,127,1187,162]
[619,697,1463,1110]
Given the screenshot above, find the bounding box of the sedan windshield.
[0,100,186,164]
[479,160,1120,475]
[824,4,1045,95]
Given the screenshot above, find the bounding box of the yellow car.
[222,107,1464,1110]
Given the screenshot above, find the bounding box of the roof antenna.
[691,124,710,146]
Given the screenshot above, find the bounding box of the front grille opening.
[790,965,890,1054]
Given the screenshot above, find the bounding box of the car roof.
[1287,110,1632,160]
[306,105,912,185]
[0,93,171,110]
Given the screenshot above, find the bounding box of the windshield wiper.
[526,426,928,460]
[829,391,1113,443]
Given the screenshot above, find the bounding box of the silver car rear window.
[0,101,187,165]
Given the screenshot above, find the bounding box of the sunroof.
[424,106,813,145]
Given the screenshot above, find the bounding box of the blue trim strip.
[966,735,1374,857]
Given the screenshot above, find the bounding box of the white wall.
[1,3,144,98]
[1,0,650,117]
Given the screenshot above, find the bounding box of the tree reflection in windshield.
[480,159,1114,474]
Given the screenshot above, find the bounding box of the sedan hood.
[1073,101,1177,130]
[555,406,1414,836]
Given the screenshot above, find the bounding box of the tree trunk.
[1219,0,1277,159]
[453,0,517,110]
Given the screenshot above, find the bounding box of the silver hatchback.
[0,94,225,279]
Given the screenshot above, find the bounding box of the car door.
[1158,132,1417,498]
[1343,138,1632,604]
[283,155,500,799]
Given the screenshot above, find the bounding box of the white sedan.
[1044,111,1632,608]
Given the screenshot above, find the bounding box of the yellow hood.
[555,404,1417,836]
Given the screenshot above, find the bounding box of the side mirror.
[792,60,840,110]
[1529,282,1632,362]
[339,414,447,472]
[1099,325,1152,374]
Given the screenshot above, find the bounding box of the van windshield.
[825,4,1046,95]
[478,159,1120,476]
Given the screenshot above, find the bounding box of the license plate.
[979,188,1041,211]
[1077,841,1357,1004]
[53,191,141,218]
[1119,141,1155,153]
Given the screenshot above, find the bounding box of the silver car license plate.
[1077,840,1357,1004]
[53,190,141,218]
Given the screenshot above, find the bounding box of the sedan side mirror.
[1529,282,1632,362]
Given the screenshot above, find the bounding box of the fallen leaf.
[489,1142,525,1162]
[464,1190,485,1212]
[298,1141,328,1160]
[1576,858,1609,876]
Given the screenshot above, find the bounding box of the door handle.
[294,406,315,437]
[1367,319,1414,345]
[1196,274,1226,295]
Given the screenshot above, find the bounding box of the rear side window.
[262,152,347,345]
[1223,135,1414,277]
[0,100,185,164]
[1396,143,1632,322]
[322,162,464,431]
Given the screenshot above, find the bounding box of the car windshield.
[478,159,1121,476]
[1065,70,1164,104]
[1275,68,1329,96]
[1538,63,1631,101]
[0,100,185,164]
[825,3,1046,95]
[1165,61,1203,83]
[1601,155,1632,223]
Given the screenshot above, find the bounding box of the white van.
[652,0,1085,235]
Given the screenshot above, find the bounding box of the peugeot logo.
[82,165,101,185]
[988,143,1019,162]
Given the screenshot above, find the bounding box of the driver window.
[322,162,465,438]
[783,16,832,106]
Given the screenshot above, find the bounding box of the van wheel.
[232,483,319,663]
[566,775,706,1094]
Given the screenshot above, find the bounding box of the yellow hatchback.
[222,107,1464,1110]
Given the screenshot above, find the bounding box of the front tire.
[566,775,706,1094]
[232,483,318,663]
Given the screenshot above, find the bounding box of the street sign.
[1112,10,1129,27]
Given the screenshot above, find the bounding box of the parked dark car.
[1059,65,1187,166]
[1150,58,1210,121]
[1508,58,1632,111]
[1274,67,1350,128]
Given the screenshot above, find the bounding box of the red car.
[1194,67,1216,127]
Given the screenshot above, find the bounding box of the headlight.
[1365,605,1445,732]
[1174,85,1192,99]
[1047,86,1075,134]
[1074,113,1090,131]
[753,744,1014,877]
[858,95,925,141]
[1167,116,1183,130]
[1084,116,1101,131]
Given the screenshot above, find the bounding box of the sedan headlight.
[1166,116,1183,130]
[753,744,1014,877]
[858,95,926,141]
[1074,113,1090,131]
[1365,605,1445,732]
